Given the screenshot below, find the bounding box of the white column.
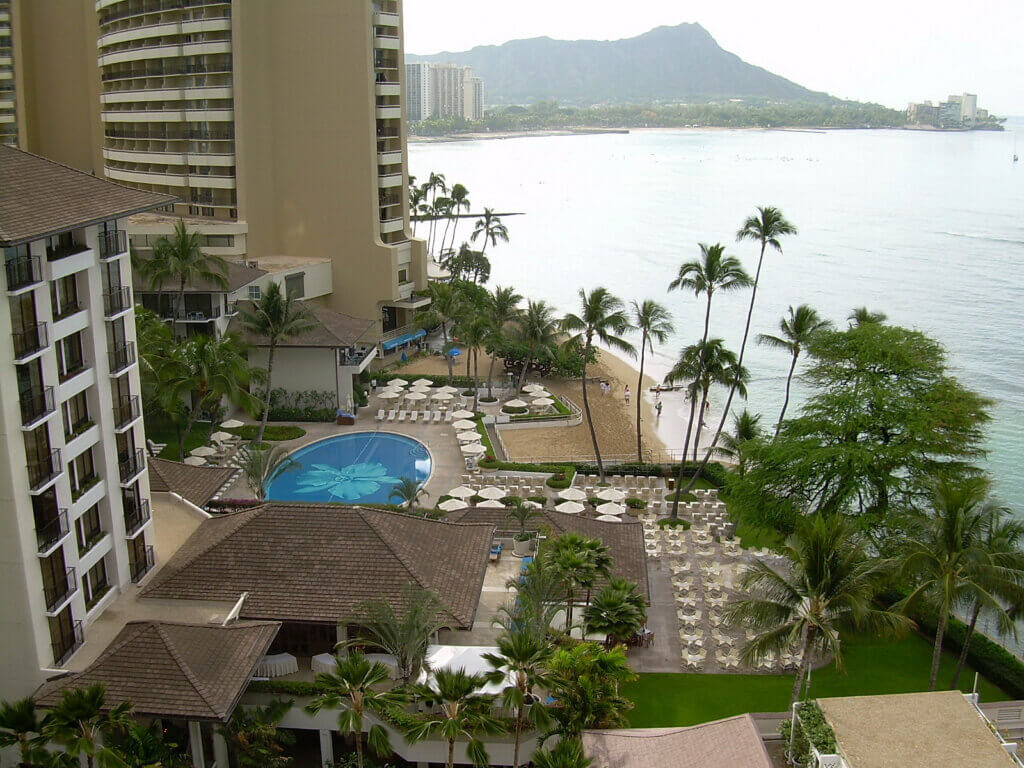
[336,623,348,655]
[213,731,229,768]
[188,721,205,768]
[319,729,334,767]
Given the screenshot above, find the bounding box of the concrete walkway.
[628,558,684,672]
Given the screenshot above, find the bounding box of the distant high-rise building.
[405,61,433,122]
[405,62,483,122]
[465,76,485,121]
[960,93,977,123]
[430,62,467,120]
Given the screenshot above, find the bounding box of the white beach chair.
[397,410,407,422]
[444,412,454,423]
[386,410,397,422]
[432,411,442,423]
[376,409,385,422]
[409,411,418,423]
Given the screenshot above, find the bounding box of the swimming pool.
[265,432,431,504]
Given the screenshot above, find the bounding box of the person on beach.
[624,385,631,404]
[655,400,663,418]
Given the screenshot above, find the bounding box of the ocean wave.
[940,231,1024,246]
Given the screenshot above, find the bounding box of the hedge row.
[569,461,729,488]
[369,372,478,389]
[265,407,336,422]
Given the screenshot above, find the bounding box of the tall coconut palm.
[686,340,747,461]
[483,632,554,768]
[561,288,637,482]
[406,669,506,768]
[725,514,907,703]
[424,172,448,258]
[848,306,887,327]
[896,477,1020,690]
[683,206,798,495]
[483,286,522,399]
[512,300,559,394]
[431,196,453,259]
[758,304,832,434]
[218,699,294,768]
[237,282,316,444]
[495,556,565,639]
[630,300,674,462]
[389,477,430,510]
[238,444,299,501]
[532,739,593,768]
[458,312,490,410]
[144,220,228,333]
[305,652,406,768]
[470,208,509,256]
[43,684,135,768]
[0,697,50,768]
[409,183,426,237]
[718,409,763,477]
[415,282,463,383]
[445,183,471,255]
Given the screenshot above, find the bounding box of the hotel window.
[76,505,103,556]
[284,273,305,299]
[62,391,91,440]
[50,275,80,320]
[70,449,97,498]
[83,558,109,609]
[248,285,261,301]
[57,333,86,381]
[398,269,408,283]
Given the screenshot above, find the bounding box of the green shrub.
[528,495,547,505]
[502,495,523,507]
[502,405,528,414]
[248,679,330,697]
[227,425,306,441]
[587,497,601,507]
[625,497,646,509]
[779,702,836,762]
[658,518,691,530]
[569,461,730,488]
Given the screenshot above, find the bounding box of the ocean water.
[410,123,1024,509]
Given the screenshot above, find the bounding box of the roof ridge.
[153,624,221,718]
[358,509,434,593]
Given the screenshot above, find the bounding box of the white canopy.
[452,419,477,430]
[412,378,433,386]
[438,498,467,512]
[523,500,543,509]
[389,378,409,386]
[438,385,460,394]
[419,645,510,696]
[461,443,487,455]
[378,390,402,399]
[532,397,555,407]
[447,485,476,499]
[451,409,475,419]
[596,502,626,516]
[596,514,623,522]
[219,419,244,429]
[558,488,588,501]
[432,391,454,401]
[504,399,528,408]
[209,431,233,443]
[405,391,427,401]
[190,446,217,457]
[476,499,506,508]
[597,488,627,502]
[555,501,585,514]
[477,486,506,500]
[522,384,544,393]
[183,456,207,466]
[457,431,480,442]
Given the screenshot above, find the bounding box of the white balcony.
[374,34,400,50]
[374,12,400,27]
[380,217,404,234]
[378,172,403,188]
[376,105,401,120]
[378,149,402,165]
[375,82,401,97]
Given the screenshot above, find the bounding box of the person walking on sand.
[655,400,663,419]
[624,385,631,404]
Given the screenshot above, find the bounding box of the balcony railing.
[113,395,141,430]
[13,322,49,360]
[46,240,89,262]
[5,255,41,291]
[28,449,62,492]
[44,567,77,613]
[130,545,155,583]
[98,230,127,260]
[52,620,84,667]
[20,385,55,427]
[124,499,151,537]
[103,286,133,317]
[119,448,145,483]
[36,509,69,554]
[109,341,136,374]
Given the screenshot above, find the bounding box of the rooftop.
[149,457,237,510]
[0,144,176,246]
[229,301,376,348]
[132,257,267,293]
[817,691,1019,768]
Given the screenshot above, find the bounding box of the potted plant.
[506,502,542,557]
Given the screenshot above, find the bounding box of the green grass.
[226,425,306,441]
[623,633,1012,727]
[145,417,213,461]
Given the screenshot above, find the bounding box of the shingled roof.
[228,301,375,348]
[0,145,176,246]
[582,715,773,768]
[446,508,649,598]
[141,503,494,629]
[148,457,236,509]
[35,621,279,721]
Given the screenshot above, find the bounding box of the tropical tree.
[483,286,522,399]
[495,555,565,639]
[561,288,637,481]
[409,183,426,237]
[388,477,430,510]
[683,207,798,495]
[848,306,887,327]
[718,409,763,477]
[406,669,506,768]
[44,684,135,768]
[218,699,294,768]
[143,220,228,333]
[723,514,908,703]
[757,304,832,434]
[432,196,453,258]
[630,300,674,462]
[532,739,593,768]
[305,652,406,768]
[470,207,509,256]
[424,172,448,257]
[544,643,635,738]
[457,312,490,410]
[546,533,612,630]
[684,339,747,461]
[343,584,447,685]
[483,632,554,768]
[415,282,463,383]
[445,183,471,255]
[238,281,316,444]
[504,501,543,544]
[583,579,646,647]
[512,300,559,394]
[238,444,299,501]
[0,698,50,768]
[112,722,190,768]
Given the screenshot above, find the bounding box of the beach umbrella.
[457,430,480,442]
[477,498,505,508]
[412,378,433,386]
[405,391,427,401]
[183,456,207,466]
[439,385,460,394]
[596,502,626,516]
[461,443,486,455]
[477,486,506,500]
[558,488,587,501]
[505,399,528,408]
[447,485,476,499]
[595,514,623,523]
[190,445,217,457]
[438,498,467,512]
[451,409,474,419]
[555,501,585,515]
[597,488,626,502]
[447,348,461,358]
[452,419,477,430]
[432,391,454,401]
[532,397,555,407]
[389,378,409,386]
[378,390,402,400]
[523,500,543,509]
[210,431,233,443]
[522,384,544,393]
[219,419,244,429]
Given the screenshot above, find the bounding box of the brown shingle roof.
[0,145,176,246]
[34,621,279,721]
[446,508,649,598]
[132,258,267,293]
[148,458,236,509]
[140,503,494,629]
[582,715,773,768]
[228,301,375,348]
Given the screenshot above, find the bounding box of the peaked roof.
[582,715,773,768]
[141,503,494,628]
[228,301,375,348]
[34,621,279,721]
[132,258,267,293]
[446,508,649,598]
[0,145,176,246]
[148,457,236,509]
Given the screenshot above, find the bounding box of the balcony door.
[40,546,67,606]
[107,316,127,351]
[16,358,44,402]
[24,423,53,486]
[48,606,77,663]
[9,291,37,334]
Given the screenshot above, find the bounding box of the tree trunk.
[486,354,497,399]
[950,602,981,689]
[930,610,950,691]
[257,340,276,445]
[775,351,799,437]
[581,339,605,482]
[176,278,187,336]
[516,348,532,393]
[442,324,454,383]
[447,738,456,768]
[682,242,767,495]
[473,349,480,411]
[566,588,575,631]
[792,625,815,703]
[355,730,364,768]
[180,397,205,462]
[693,387,709,462]
[669,391,699,519]
[512,710,522,768]
[636,336,647,463]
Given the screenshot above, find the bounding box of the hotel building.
[0,144,174,701]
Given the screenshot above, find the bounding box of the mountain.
[407,23,829,106]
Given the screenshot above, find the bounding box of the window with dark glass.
[24,423,54,488]
[84,558,108,608]
[75,504,102,555]
[70,448,96,497]
[285,273,305,299]
[50,275,79,320]
[62,391,91,440]
[57,333,85,380]
[40,547,68,608]
[48,606,78,663]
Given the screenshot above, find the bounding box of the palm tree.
[630,300,674,462]
[483,286,522,399]
[483,632,554,768]
[561,288,637,482]
[144,220,228,334]
[512,300,559,394]
[470,208,509,256]
[218,699,294,768]
[544,643,635,738]
[445,183,471,255]
[457,312,490,410]
[583,579,647,648]
[0,698,50,768]
[683,206,798,495]
[718,409,763,477]
[415,282,463,383]
[343,584,447,685]
[757,304,832,434]
[532,739,593,768]
[495,556,565,639]
[685,339,747,461]
[896,477,1021,691]
[406,669,506,768]
[724,514,908,703]
[504,501,543,544]
[389,477,430,510]
[238,444,300,501]
[848,306,887,327]
[432,196,453,258]
[238,282,317,444]
[424,172,448,258]
[409,183,426,237]
[305,652,406,768]
[44,684,135,768]
[546,533,611,631]
[113,722,190,768]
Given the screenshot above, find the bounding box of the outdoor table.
[256,652,298,678]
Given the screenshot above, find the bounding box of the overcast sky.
[405,0,1024,114]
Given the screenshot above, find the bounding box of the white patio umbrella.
[438,385,460,394]
[596,514,622,523]
[477,486,506,500]
[219,419,244,429]
[504,399,528,408]
[532,397,555,408]
[555,501,585,514]
[522,384,544,393]
[378,390,402,400]
[477,499,506,508]
[461,443,486,455]
[183,456,207,466]
[412,378,433,386]
[405,391,427,401]
[457,430,480,442]
[438,498,467,512]
[451,409,475,419]
[596,502,626,516]
[558,487,588,501]
[597,488,627,502]
[432,391,454,401]
[447,485,476,499]
[452,419,477,430]
[389,378,409,386]
[523,500,543,509]
[209,431,233,443]
[190,445,217,457]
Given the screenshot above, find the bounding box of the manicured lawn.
[226,425,306,441]
[623,632,1012,727]
[144,417,213,461]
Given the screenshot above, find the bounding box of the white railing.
[965,693,1024,766]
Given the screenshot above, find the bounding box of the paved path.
[629,558,684,672]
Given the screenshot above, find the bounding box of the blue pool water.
[266,432,431,504]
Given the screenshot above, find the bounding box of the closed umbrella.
[432,391,454,401]
[219,419,244,429]
[190,445,217,457]
[452,419,477,430]
[504,399,528,408]
[183,456,207,466]
[558,488,587,501]
[597,488,626,502]
[595,514,622,523]
[477,486,505,500]
[596,502,626,516]
[389,378,409,386]
[210,431,233,443]
[461,443,486,455]
[451,409,474,419]
[477,498,505,508]
[447,485,475,499]
[438,498,467,512]
[555,501,585,514]
[457,431,480,443]
[412,378,433,386]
